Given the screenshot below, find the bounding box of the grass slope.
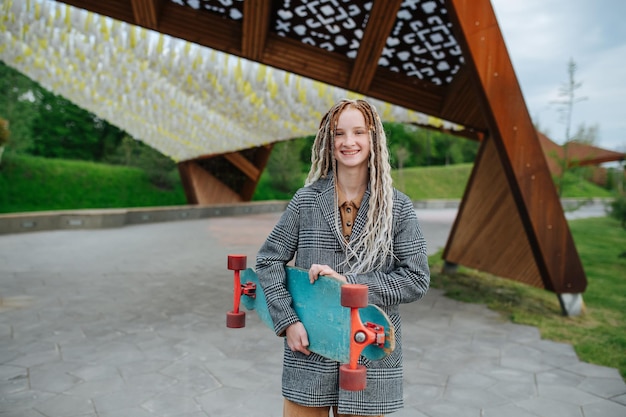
[0,153,186,213]
[392,164,613,200]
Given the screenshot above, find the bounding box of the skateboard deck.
[235,265,395,364]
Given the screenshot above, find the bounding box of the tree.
[571,123,599,145]
[0,61,41,153]
[551,58,588,196]
[30,89,125,161]
[393,145,410,191]
[266,139,305,193]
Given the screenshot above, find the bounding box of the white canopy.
[0,0,460,162]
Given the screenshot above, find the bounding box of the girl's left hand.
[308,264,347,284]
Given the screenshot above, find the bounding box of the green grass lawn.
[392,164,614,200]
[0,153,186,213]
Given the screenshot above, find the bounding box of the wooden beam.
[224,152,261,182]
[446,0,586,294]
[240,144,273,201]
[177,161,198,204]
[241,0,272,61]
[52,0,135,24]
[440,67,487,129]
[156,2,242,55]
[348,0,403,92]
[130,0,163,30]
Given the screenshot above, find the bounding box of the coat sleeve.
[348,192,430,307]
[256,193,302,336]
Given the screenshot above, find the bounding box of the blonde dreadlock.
[305,99,395,274]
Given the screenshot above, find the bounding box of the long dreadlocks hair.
[305,99,395,274]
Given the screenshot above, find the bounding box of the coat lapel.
[349,185,370,242]
[314,176,344,243]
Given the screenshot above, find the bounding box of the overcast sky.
[490,0,626,152]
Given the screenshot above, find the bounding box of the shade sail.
[0,0,460,162]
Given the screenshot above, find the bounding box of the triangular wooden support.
[178,144,273,205]
[443,136,544,288]
[445,0,587,297]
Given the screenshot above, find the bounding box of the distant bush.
[608,194,626,229]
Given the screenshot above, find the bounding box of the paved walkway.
[0,207,624,417]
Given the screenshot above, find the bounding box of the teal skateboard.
[226,254,395,391]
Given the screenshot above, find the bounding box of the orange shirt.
[337,187,364,242]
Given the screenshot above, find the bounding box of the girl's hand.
[285,322,311,355]
[308,264,348,284]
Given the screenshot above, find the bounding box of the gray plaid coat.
[256,175,430,415]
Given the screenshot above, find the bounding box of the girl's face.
[333,107,371,172]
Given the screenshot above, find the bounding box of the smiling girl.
[256,99,430,416]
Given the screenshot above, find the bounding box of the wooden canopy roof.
[18,0,592,312]
[538,132,625,175]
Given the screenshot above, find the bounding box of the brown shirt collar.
[336,186,365,209]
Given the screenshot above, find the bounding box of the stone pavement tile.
[581,400,626,417]
[447,371,497,389]
[28,362,84,393]
[63,375,127,398]
[612,393,626,406]
[569,361,623,378]
[92,386,158,414]
[537,385,601,406]
[535,368,586,387]
[402,382,443,407]
[0,390,54,415]
[393,404,430,417]
[33,393,97,417]
[483,403,543,417]
[579,375,626,399]
[116,359,170,379]
[142,392,203,415]
[0,364,28,394]
[98,408,154,417]
[196,386,283,416]
[124,372,179,393]
[516,397,584,417]
[418,400,482,417]
[488,380,537,402]
[6,341,61,369]
[501,323,542,343]
[442,386,509,409]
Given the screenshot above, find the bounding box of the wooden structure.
[44,0,597,314]
[538,132,625,176]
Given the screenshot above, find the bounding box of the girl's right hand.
[285,322,311,355]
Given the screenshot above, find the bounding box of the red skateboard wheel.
[226,311,246,328]
[340,284,368,308]
[228,254,247,271]
[339,364,367,391]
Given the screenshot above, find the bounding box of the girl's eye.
[335,131,345,136]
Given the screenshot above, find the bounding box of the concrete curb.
[0,197,612,235]
[0,201,289,235]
